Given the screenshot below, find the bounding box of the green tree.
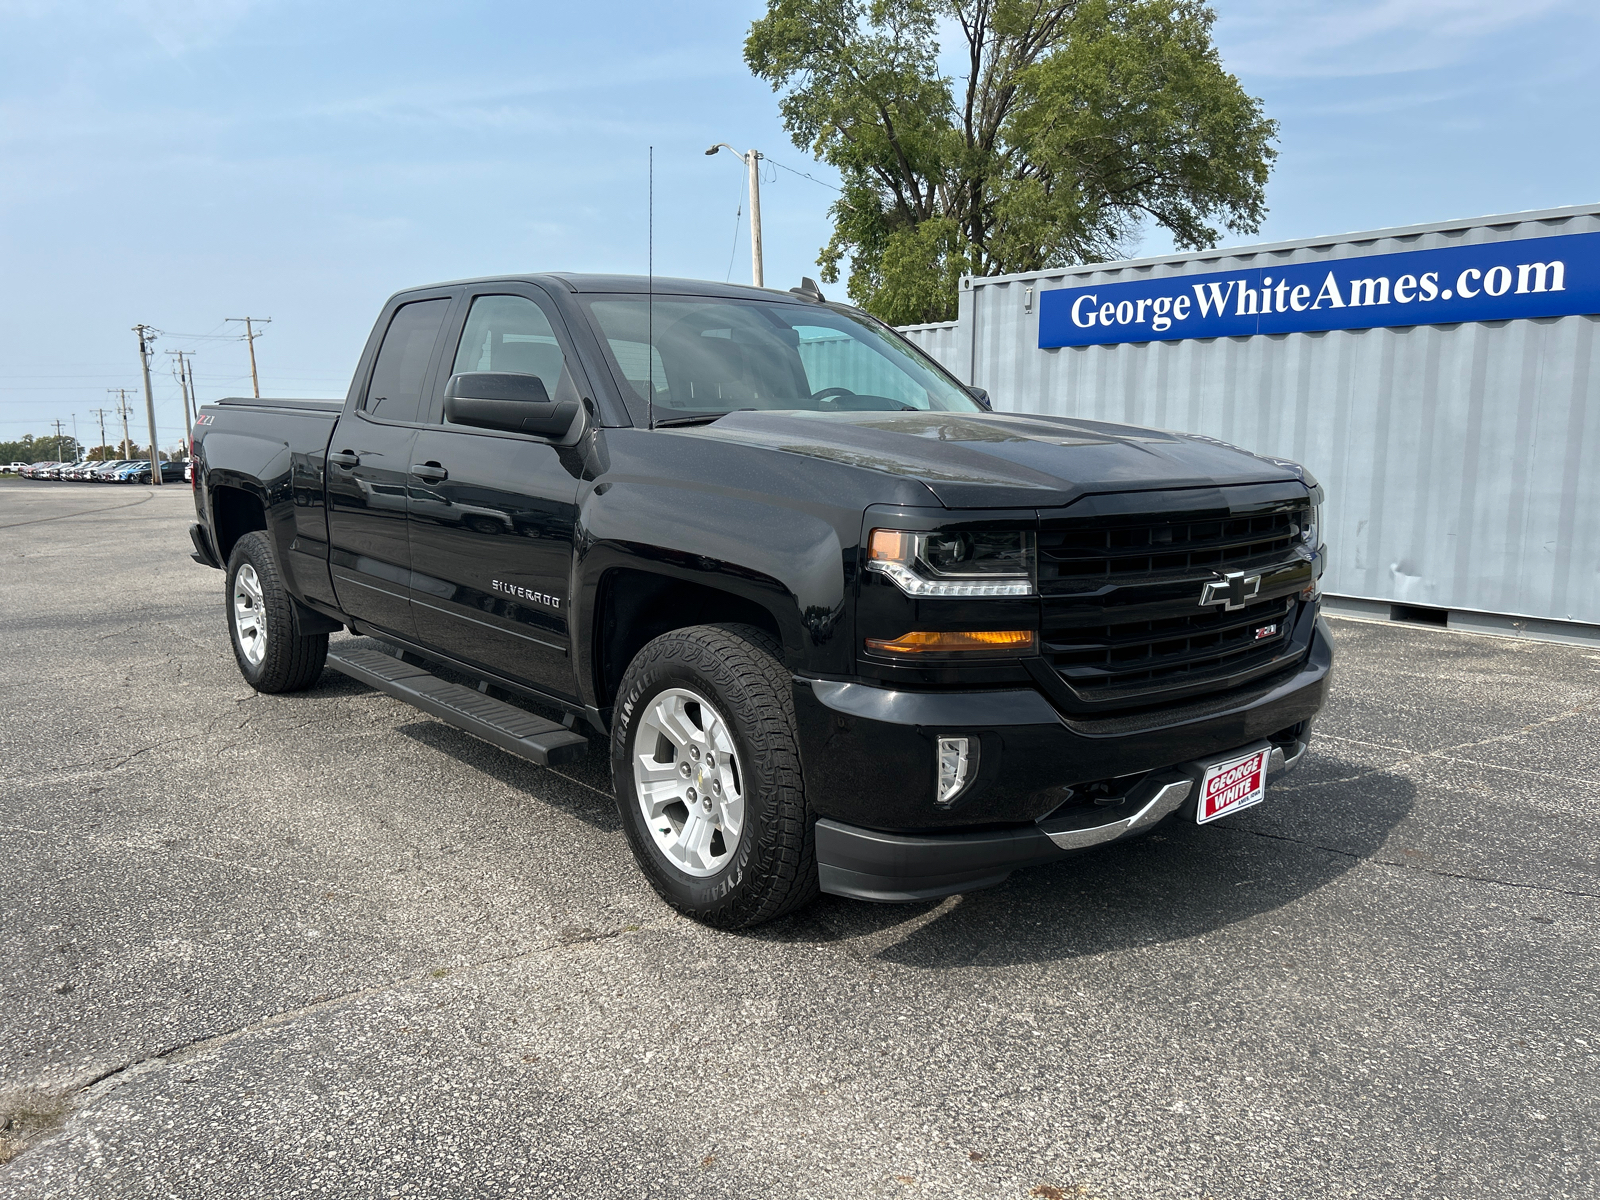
[0,433,82,463]
[745,0,1277,325]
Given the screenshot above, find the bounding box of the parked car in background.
[111,461,149,482]
[133,459,187,484]
[18,462,54,479]
[3,461,25,474]
[92,460,134,481]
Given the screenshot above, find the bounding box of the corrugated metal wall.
[798,334,911,401]
[898,320,961,368]
[905,204,1600,627]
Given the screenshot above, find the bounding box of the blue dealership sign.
[1038,231,1600,347]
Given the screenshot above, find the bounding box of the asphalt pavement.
[1,480,1595,1198]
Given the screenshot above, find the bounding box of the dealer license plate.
[1195,746,1269,824]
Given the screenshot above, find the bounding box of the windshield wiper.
[652,409,755,428]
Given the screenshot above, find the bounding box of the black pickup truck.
[189,274,1331,928]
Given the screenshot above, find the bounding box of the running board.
[326,645,589,767]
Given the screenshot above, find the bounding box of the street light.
[707,143,763,288]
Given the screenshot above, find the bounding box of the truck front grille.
[1038,493,1314,709]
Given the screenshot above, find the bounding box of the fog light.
[936,736,978,807]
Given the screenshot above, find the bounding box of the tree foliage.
[0,433,82,463]
[745,0,1277,325]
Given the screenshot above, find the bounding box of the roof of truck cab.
[407,274,826,303]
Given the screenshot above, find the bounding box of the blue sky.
[1,0,1596,449]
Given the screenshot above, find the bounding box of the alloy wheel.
[232,563,268,667]
[632,687,745,877]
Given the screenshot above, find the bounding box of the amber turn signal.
[864,629,1037,656]
[868,528,912,561]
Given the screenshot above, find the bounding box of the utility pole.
[92,408,110,459]
[133,325,163,485]
[184,356,199,432]
[226,317,271,398]
[705,144,764,287]
[108,388,135,458]
[167,349,195,448]
[52,419,66,460]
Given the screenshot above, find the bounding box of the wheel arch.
[210,481,270,565]
[590,567,788,715]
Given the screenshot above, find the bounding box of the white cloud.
[1216,0,1586,77]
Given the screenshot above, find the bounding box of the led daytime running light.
[869,560,1032,598]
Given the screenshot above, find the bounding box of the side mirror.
[444,373,580,439]
[965,385,992,411]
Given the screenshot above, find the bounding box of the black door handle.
[411,462,448,482]
[328,450,360,468]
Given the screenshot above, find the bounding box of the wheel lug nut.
[686,787,697,802]
[702,797,713,813]
[712,780,722,795]
[678,762,691,778]
[689,745,700,760]
[705,754,715,768]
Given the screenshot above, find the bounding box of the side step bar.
[326,645,589,767]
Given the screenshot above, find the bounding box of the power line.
[724,174,744,283]
[763,155,842,192]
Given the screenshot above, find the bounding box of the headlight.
[1300,504,1320,549]
[867,528,1035,597]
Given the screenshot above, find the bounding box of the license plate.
[1195,746,1269,824]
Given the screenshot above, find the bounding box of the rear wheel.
[226,531,327,693]
[611,623,817,928]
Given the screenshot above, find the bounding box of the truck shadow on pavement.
[392,721,623,832]
[770,753,1416,968]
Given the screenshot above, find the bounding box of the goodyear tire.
[612,623,818,928]
[225,531,328,693]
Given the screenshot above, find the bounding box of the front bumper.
[815,729,1312,902]
[796,614,1333,901]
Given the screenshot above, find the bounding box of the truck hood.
[685,410,1306,508]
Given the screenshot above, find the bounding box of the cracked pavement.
[1,481,1596,1198]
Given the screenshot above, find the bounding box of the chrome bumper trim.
[1037,726,1314,853]
[1037,774,1194,851]
[1268,734,1311,777]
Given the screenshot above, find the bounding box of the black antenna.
[647,145,655,431]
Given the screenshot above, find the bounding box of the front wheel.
[225,531,327,693]
[611,624,817,928]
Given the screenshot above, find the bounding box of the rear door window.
[365,298,451,424]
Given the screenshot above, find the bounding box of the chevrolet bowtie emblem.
[1200,570,1262,611]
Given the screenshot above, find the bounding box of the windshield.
[583,296,980,424]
